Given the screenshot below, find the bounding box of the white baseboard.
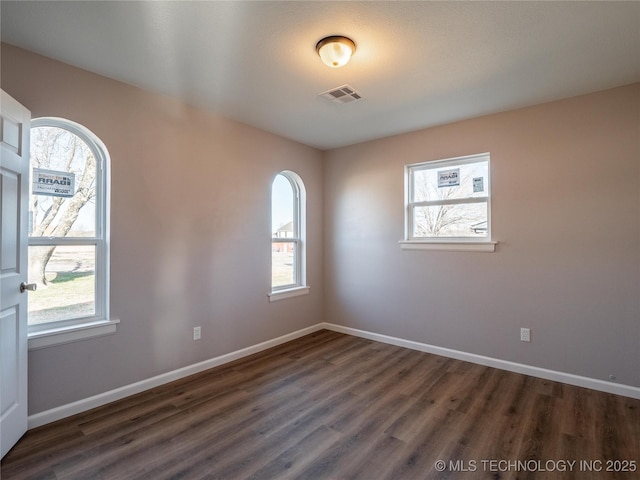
[27,324,324,429]
[29,322,639,429]
[320,322,640,400]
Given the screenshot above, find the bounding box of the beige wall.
[1,44,325,414]
[2,43,638,416]
[324,83,640,388]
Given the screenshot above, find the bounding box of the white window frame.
[27,118,117,349]
[400,153,497,252]
[268,170,309,302]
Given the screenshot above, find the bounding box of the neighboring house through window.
[269,171,309,301]
[402,153,496,252]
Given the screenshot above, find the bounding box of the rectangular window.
[405,153,491,242]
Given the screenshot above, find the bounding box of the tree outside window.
[406,153,491,241]
[28,119,109,328]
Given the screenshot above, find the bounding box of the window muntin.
[28,118,109,332]
[271,171,305,291]
[406,153,491,241]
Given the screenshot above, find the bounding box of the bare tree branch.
[29,127,97,286]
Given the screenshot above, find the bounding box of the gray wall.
[324,84,640,388]
[2,44,325,414]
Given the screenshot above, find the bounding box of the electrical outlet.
[193,326,201,341]
[520,328,531,342]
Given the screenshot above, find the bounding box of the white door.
[0,90,31,459]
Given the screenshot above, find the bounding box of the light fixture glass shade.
[316,36,355,68]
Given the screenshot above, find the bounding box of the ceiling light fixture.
[316,35,356,68]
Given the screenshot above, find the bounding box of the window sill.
[268,286,310,302]
[28,319,120,350]
[399,240,498,252]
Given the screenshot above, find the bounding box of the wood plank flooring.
[2,330,639,479]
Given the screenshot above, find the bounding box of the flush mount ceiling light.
[316,35,356,68]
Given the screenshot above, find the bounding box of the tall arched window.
[28,118,111,336]
[269,171,309,301]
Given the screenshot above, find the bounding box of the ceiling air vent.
[319,85,363,104]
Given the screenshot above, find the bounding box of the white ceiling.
[2,1,639,150]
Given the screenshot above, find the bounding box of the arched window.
[28,118,110,335]
[269,171,309,301]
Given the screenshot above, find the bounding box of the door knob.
[20,282,37,293]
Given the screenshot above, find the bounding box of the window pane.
[29,126,97,238]
[272,174,294,238]
[413,203,488,238]
[413,160,488,202]
[272,242,296,288]
[28,245,96,325]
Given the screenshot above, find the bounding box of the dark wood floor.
[2,330,639,480]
